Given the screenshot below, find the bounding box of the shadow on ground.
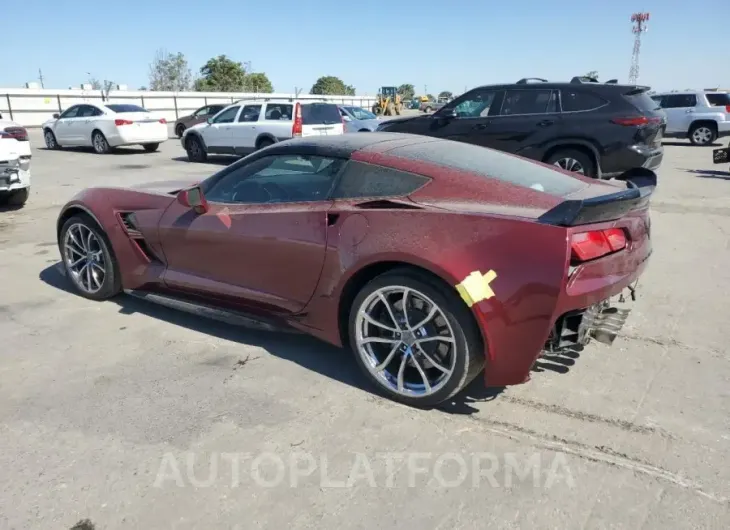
[37,146,158,155]
[682,168,730,180]
[39,262,502,414]
[662,140,722,147]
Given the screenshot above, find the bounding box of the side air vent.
[117,212,161,263]
[352,199,423,210]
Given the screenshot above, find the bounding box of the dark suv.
[376,77,666,178]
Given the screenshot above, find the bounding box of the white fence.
[0,88,379,127]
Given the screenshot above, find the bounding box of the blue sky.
[3,0,728,95]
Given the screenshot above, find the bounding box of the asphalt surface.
[1,125,729,530]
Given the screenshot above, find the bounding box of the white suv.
[0,114,31,207]
[182,99,345,162]
[651,90,730,145]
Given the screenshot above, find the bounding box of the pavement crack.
[465,417,729,506]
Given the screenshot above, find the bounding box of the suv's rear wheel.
[689,123,717,146]
[546,149,595,177]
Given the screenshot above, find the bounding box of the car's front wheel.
[59,215,122,301]
[185,135,207,162]
[143,143,160,152]
[349,269,484,407]
[44,129,60,150]
[5,187,29,207]
[175,124,186,138]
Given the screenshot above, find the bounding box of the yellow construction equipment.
[372,86,403,116]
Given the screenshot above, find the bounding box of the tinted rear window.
[331,161,430,199]
[390,141,586,197]
[706,93,730,106]
[624,92,661,112]
[106,104,148,113]
[301,104,341,125]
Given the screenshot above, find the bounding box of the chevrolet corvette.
[56,133,655,407]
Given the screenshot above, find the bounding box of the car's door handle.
[473,123,489,130]
[685,109,694,113]
[537,119,555,127]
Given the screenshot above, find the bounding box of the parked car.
[713,140,729,169]
[377,76,666,179]
[339,105,380,132]
[650,90,730,145]
[55,132,655,407]
[42,103,168,154]
[0,115,31,207]
[181,100,345,162]
[419,100,445,113]
[174,104,226,138]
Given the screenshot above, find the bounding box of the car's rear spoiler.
[538,169,657,227]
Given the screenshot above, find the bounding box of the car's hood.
[130,179,198,195]
[378,115,423,127]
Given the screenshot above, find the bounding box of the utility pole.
[629,12,649,85]
[38,69,45,88]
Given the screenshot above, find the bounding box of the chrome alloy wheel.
[553,157,585,174]
[354,286,457,398]
[44,130,56,149]
[63,223,106,294]
[692,126,713,145]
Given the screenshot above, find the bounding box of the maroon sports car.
[56,133,655,407]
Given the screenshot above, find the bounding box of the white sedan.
[0,114,32,207]
[42,103,168,154]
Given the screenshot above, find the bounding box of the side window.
[448,89,497,118]
[663,94,697,108]
[239,105,262,122]
[212,106,240,124]
[501,89,556,115]
[77,105,102,117]
[59,106,80,118]
[264,104,293,120]
[331,161,430,199]
[560,90,607,112]
[192,106,209,117]
[204,155,344,204]
[209,105,225,115]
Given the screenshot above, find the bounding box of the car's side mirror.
[53,113,60,119]
[206,117,214,124]
[342,115,352,122]
[177,186,209,214]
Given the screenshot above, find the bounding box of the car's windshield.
[706,93,730,106]
[106,104,148,113]
[343,106,377,120]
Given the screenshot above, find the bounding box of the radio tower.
[628,12,650,84]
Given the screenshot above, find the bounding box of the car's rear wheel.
[143,143,160,152]
[175,124,186,138]
[185,135,207,162]
[44,129,60,150]
[59,215,121,301]
[348,269,484,407]
[689,123,717,146]
[92,131,111,154]
[256,138,274,150]
[546,148,595,177]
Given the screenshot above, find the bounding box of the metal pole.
[5,94,13,120]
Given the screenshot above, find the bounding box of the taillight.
[0,126,28,141]
[115,119,133,126]
[725,105,730,113]
[611,116,662,126]
[292,103,302,137]
[159,118,167,124]
[571,228,627,263]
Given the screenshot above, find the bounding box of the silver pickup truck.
[419,100,447,113]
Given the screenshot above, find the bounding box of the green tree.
[584,70,599,80]
[245,72,274,93]
[148,49,192,91]
[310,76,355,96]
[194,55,247,92]
[397,84,415,100]
[438,91,453,100]
[426,93,435,101]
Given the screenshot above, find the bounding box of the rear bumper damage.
[544,282,638,354]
